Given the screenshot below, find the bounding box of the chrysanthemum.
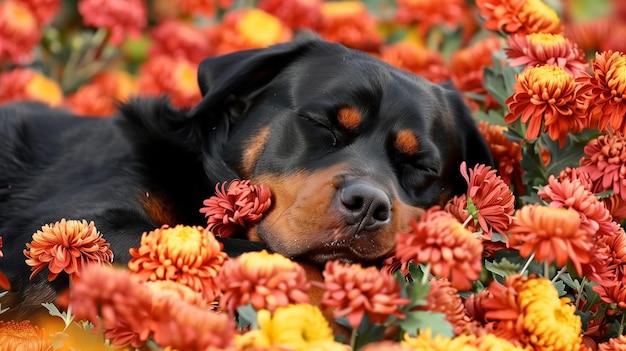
[146,280,209,308]
[77,0,147,45]
[460,162,515,236]
[394,0,467,33]
[137,55,201,108]
[505,64,586,146]
[506,33,588,77]
[564,20,609,54]
[538,175,614,237]
[395,207,483,290]
[508,204,593,274]
[237,304,346,351]
[317,1,383,52]
[603,194,626,222]
[0,0,40,63]
[476,0,561,35]
[414,278,470,335]
[258,0,323,30]
[480,274,527,342]
[380,43,450,83]
[215,250,310,315]
[0,320,51,351]
[576,51,626,133]
[15,0,60,24]
[173,0,232,17]
[0,68,63,106]
[200,180,272,238]
[320,260,409,328]
[517,277,583,350]
[128,224,226,302]
[208,9,293,56]
[401,329,482,351]
[599,334,626,351]
[579,132,626,201]
[449,36,501,110]
[557,166,596,192]
[66,70,138,117]
[149,19,213,65]
[23,219,113,281]
[477,121,523,192]
[69,264,153,348]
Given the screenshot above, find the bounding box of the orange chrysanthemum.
[320,260,409,328]
[0,0,40,64]
[380,43,450,83]
[258,0,323,30]
[149,19,214,65]
[0,320,51,351]
[508,204,593,274]
[65,70,138,117]
[505,64,586,146]
[208,8,293,56]
[564,20,610,54]
[475,0,561,35]
[137,55,201,108]
[172,0,232,17]
[414,278,470,335]
[599,334,626,351]
[128,224,226,302]
[200,180,272,238]
[23,219,113,282]
[0,68,63,106]
[77,0,147,45]
[579,132,626,201]
[395,207,483,291]
[449,36,501,110]
[317,1,383,52]
[506,33,588,77]
[603,194,626,222]
[15,0,60,24]
[576,51,626,134]
[215,250,310,315]
[480,274,527,342]
[477,121,523,192]
[460,161,515,236]
[394,0,467,33]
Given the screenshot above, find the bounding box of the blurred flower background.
[3,0,626,350]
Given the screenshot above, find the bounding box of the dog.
[0,36,493,320]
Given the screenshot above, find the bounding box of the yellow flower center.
[6,1,37,31]
[321,1,365,17]
[237,9,285,48]
[528,33,566,47]
[239,250,297,274]
[24,73,64,107]
[605,52,626,101]
[161,225,204,262]
[520,0,561,32]
[522,65,573,101]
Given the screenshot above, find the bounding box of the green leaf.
[559,273,582,291]
[397,311,454,338]
[473,109,507,127]
[236,303,259,329]
[482,50,521,107]
[484,257,521,279]
[42,302,73,330]
[553,280,567,297]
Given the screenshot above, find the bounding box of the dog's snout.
[338,181,392,231]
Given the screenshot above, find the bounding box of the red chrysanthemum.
[172,0,232,17]
[149,19,214,65]
[317,1,383,52]
[460,161,515,236]
[508,204,593,274]
[576,51,626,134]
[579,132,626,201]
[394,0,467,33]
[137,55,202,108]
[0,68,63,107]
[77,0,147,45]
[65,70,138,117]
[477,121,523,192]
[380,43,450,83]
[413,278,470,335]
[0,1,41,64]
[505,64,586,146]
[15,0,60,24]
[24,219,113,281]
[128,224,227,302]
[395,207,483,290]
[214,250,310,315]
[200,180,272,238]
[475,0,561,35]
[320,260,409,328]
[506,32,589,77]
[258,0,323,30]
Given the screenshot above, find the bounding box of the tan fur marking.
[337,107,361,130]
[395,129,419,155]
[241,127,270,178]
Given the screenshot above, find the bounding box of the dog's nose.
[338,181,392,231]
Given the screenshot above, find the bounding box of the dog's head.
[185,36,493,266]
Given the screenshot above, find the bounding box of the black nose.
[338,181,392,231]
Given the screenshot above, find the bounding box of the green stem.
[551,266,567,283]
[519,252,535,275]
[421,263,431,285]
[350,326,358,349]
[619,310,626,336]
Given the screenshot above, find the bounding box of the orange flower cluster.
[475,0,561,35]
[0,68,63,107]
[0,320,51,351]
[476,121,523,192]
[78,0,147,45]
[0,0,42,63]
[380,43,450,83]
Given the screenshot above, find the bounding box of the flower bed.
[1,0,626,350]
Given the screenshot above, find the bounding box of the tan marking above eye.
[395,129,419,155]
[241,127,270,178]
[337,107,361,130]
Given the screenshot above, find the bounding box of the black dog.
[0,36,493,319]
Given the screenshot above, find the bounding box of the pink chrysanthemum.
[258,0,323,30]
[77,0,147,45]
[149,19,213,65]
[579,132,626,201]
[200,180,272,238]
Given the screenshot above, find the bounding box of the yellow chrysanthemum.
[402,329,479,350]
[518,278,583,351]
[236,304,347,351]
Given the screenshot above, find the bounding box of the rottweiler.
[0,35,493,320]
